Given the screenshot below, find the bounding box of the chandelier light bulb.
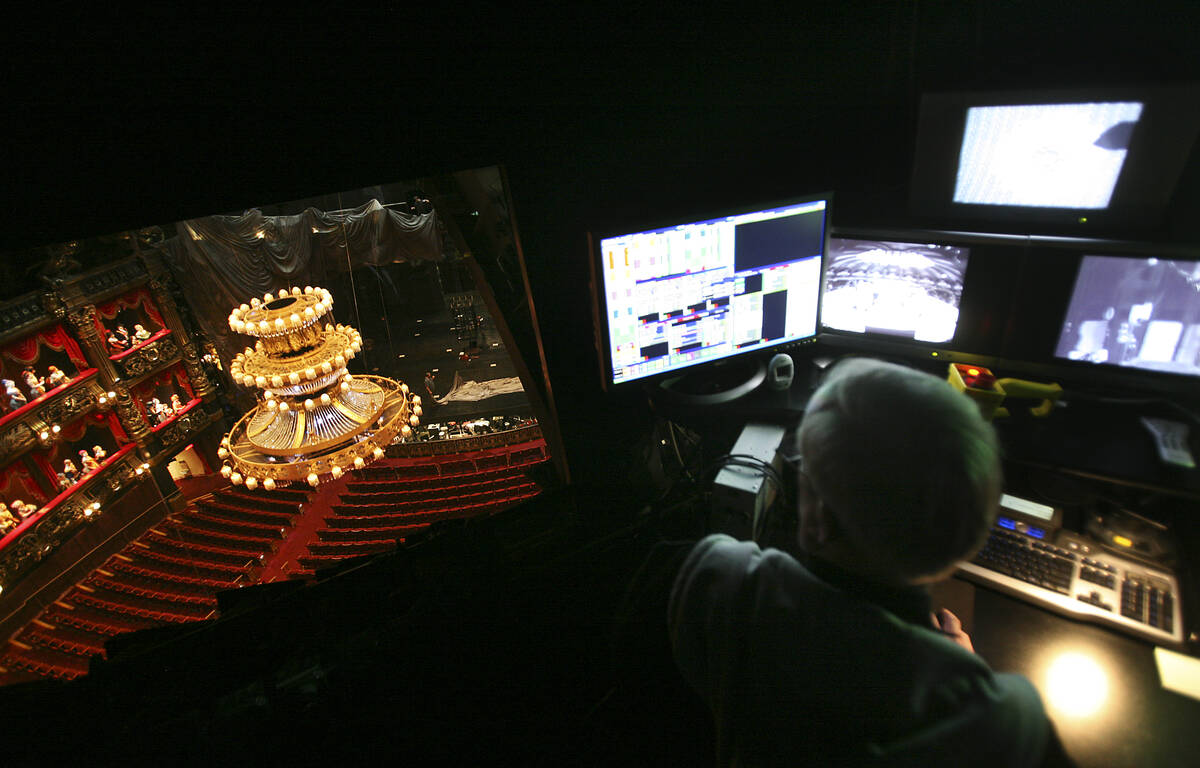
[307,473,320,487]
[372,447,385,460]
[401,425,412,438]
[278,401,290,412]
[230,472,243,485]
[409,415,419,427]
[320,393,331,405]
[218,447,228,458]
[245,476,259,490]
[330,466,343,479]
[413,405,422,417]
[411,395,420,406]
[353,457,366,470]
[304,399,315,411]
[262,478,276,491]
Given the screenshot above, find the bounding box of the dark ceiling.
[6,3,1199,256]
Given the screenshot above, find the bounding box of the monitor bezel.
[588,192,832,392]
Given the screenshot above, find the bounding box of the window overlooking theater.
[0,167,564,686]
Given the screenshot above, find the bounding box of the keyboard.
[958,525,1183,645]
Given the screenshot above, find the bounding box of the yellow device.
[947,364,1062,421]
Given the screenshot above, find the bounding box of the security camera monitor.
[820,238,969,344]
[594,197,828,387]
[1055,255,1200,377]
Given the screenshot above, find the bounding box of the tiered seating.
[296,446,548,573]
[0,485,306,685]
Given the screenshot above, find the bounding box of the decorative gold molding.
[0,422,37,466]
[117,334,180,379]
[113,384,151,441]
[156,406,217,448]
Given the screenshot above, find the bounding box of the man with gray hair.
[669,357,1071,766]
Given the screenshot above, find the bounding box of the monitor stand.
[655,356,767,407]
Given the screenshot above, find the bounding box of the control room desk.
[966,580,1200,768]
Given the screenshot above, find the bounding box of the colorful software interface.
[1056,255,1200,377]
[600,200,826,385]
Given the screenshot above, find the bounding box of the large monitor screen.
[597,198,827,386]
[1056,255,1200,377]
[954,101,1144,209]
[820,238,969,344]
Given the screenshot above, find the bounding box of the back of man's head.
[796,357,1002,583]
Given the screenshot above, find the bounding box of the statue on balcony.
[2,379,26,410]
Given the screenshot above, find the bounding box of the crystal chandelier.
[216,287,421,490]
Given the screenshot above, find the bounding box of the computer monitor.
[910,85,1200,233]
[593,196,829,389]
[954,101,1144,209]
[820,237,969,344]
[1055,254,1200,377]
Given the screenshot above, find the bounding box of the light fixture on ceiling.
[220,286,421,489]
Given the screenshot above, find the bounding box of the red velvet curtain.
[1,323,89,372]
[0,461,48,506]
[93,287,167,332]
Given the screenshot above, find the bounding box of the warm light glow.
[262,478,276,491]
[967,368,980,377]
[1112,534,1133,548]
[1045,652,1109,717]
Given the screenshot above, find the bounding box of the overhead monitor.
[821,238,969,344]
[594,197,828,388]
[1055,254,1200,377]
[954,101,1144,209]
[910,85,1200,232]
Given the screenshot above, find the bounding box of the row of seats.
[69,587,214,625]
[317,526,416,543]
[153,519,279,552]
[331,484,541,517]
[184,511,287,540]
[340,473,533,503]
[340,477,542,506]
[197,500,296,527]
[87,571,218,607]
[2,642,90,681]
[139,534,266,568]
[107,557,245,591]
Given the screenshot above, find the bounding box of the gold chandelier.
[216,287,421,490]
